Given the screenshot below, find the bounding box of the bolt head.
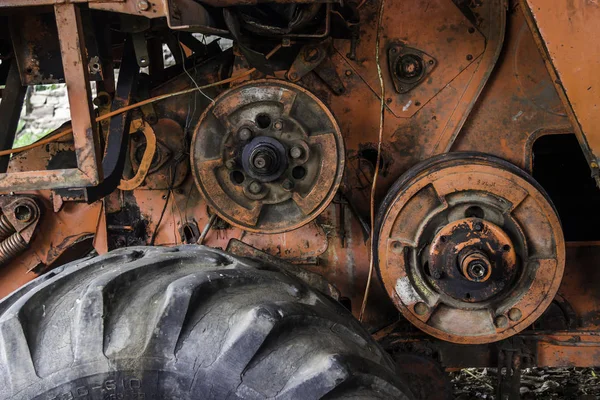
[289,72,298,80]
[494,315,508,328]
[508,308,522,321]
[225,159,236,170]
[473,221,483,231]
[137,0,150,11]
[273,120,283,130]
[282,179,294,191]
[238,127,252,141]
[248,181,262,194]
[432,270,442,280]
[414,302,429,315]
[290,146,303,159]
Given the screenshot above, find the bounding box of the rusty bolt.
[282,179,294,191]
[289,72,298,81]
[238,127,252,141]
[414,302,429,315]
[473,221,483,232]
[303,47,321,62]
[508,308,522,321]
[137,0,150,11]
[494,315,508,328]
[273,120,283,130]
[248,181,262,194]
[290,146,303,159]
[345,70,353,76]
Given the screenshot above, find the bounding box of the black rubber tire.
[0,245,413,400]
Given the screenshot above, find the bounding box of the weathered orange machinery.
[0,0,599,392]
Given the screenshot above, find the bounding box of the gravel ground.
[452,368,600,399]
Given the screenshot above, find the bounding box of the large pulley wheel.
[375,153,565,344]
[191,79,344,233]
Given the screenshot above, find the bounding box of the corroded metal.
[375,153,565,344]
[191,79,344,233]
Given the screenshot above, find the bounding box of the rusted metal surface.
[522,0,600,184]
[1,0,600,375]
[0,3,102,191]
[0,61,26,173]
[0,196,41,265]
[191,79,344,233]
[334,0,486,118]
[375,153,565,344]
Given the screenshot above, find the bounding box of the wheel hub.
[191,80,344,233]
[375,153,565,344]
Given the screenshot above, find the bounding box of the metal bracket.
[387,43,437,94]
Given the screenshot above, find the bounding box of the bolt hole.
[181,223,199,244]
[440,235,447,243]
[415,101,421,106]
[255,114,272,129]
[503,244,511,251]
[26,67,33,74]
[465,292,471,300]
[465,205,485,219]
[230,170,245,185]
[292,166,306,180]
[14,205,33,222]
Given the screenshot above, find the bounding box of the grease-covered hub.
[376,153,565,344]
[428,218,517,302]
[191,80,344,233]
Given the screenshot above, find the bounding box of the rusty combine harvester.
[0,0,598,399]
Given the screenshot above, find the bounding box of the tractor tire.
[0,245,413,400]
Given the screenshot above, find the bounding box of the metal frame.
[0,3,101,191]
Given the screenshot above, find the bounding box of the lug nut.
[238,127,252,141]
[248,181,262,194]
[494,315,508,328]
[282,179,294,191]
[290,146,303,159]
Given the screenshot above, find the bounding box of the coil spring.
[0,214,15,242]
[0,233,27,266]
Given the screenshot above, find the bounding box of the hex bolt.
[414,302,429,316]
[473,221,483,232]
[137,0,150,11]
[238,127,253,141]
[282,179,294,191]
[248,181,262,194]
[225,159,236,170]
[290,146,303,159]
[432,270,442,280]
[273,120,283,130]
[508,308,522,321]
[494,315,508,328]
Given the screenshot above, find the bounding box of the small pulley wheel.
[191,80,344,233]
[375,153,565,344]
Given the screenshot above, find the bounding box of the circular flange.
[375,153,565,344]
[191,79,345,233]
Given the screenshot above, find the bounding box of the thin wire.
[178,32,214,104]
[359,0,386,322]
[0,44,282,158]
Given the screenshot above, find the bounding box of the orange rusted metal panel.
[522,0,600,181]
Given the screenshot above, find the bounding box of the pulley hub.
[375,153,565,344]
[191,80,344,233]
